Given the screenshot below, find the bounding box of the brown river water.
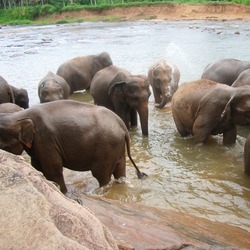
[1,20,250,232]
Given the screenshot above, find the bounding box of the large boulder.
[0,150,118,250]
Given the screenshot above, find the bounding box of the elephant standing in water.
[90,65,151,136]
[38,71,70,103]
[201,58,250,85]
[56,52,113,94]
[0,100,146,194]
[148,60,180,109]
[172,79,250,145]
[0,76,15,104]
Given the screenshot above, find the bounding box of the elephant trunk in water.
[155,84,170,109]
[137,103,149,136]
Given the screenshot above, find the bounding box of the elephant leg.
[130,109,138,127]
[172,113,189,137]
[92,166,112,187]
[113,155,126,180]
[244,137,250,175]
[31,157,43,172]
[222,125,237,145]
[193,117,211,144]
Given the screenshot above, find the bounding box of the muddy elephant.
[232,69,250,87]
[148,59,180,109]
[201,58,250,85]
[10,85,29,109]
[172,79,250,145]
[38,71,70,103]
[0,103,22,113]
[56,52,113,94]
[90,65,151,136]
[0,100,146,193]
[0,76,15,104]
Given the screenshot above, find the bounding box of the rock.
[0,150,118,250]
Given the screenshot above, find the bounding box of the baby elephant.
[0,100,146,193]
[38,71,70,103]
[172,79,250,145]
[148,59,180,109]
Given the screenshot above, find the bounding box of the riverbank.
[38,3,250,23]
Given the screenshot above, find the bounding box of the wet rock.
[0,150,118,250]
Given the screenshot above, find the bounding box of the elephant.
[10,85,29,109]
[0,100,147,194]
[38,71,70,103]
[171,79,250,145]
[56,52,113,94]
[0,103,22,113]
[244,136,250,175]
[90,65,151,136]
[148,59,180,109]
[232,69,250,87]
[201,58,250,85]
[0,76,15,104]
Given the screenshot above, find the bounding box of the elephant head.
[0,117,34,155]
[108,75,151,136]
[149,60,180,109]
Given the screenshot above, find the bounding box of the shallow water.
[1,20,250,232]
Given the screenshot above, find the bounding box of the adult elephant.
[0,100,147,194]
[148,59,180,109]
[171,79,250,145]
[0,76,15,104]
[10,85,29,109]
[232,69,250,87]
[38,71,70,103]
[56,52,113,94]
[90,65,151,136]
[201,58,250,85]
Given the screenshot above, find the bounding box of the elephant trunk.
[137,103,149,136]
[155,85,170,109]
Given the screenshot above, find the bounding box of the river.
[1,20,250,232]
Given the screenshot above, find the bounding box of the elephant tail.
[125,132,148,179]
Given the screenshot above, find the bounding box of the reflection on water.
[1,21,250,232]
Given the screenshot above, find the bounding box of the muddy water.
[1,20,250,232]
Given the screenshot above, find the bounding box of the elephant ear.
[17,118,35,148]
[108,81,126,95]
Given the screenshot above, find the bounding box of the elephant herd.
[1,53,250,194]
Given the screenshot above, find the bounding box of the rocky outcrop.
[0,150,118,249]
[1,149,250,250]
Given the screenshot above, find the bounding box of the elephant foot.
[115,176,126,184]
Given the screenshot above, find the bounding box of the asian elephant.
[244,136,250,175]
[10,85,29,109]
[232,69,250,87]
[38,71,70,103]
[171,79,250,145]
[201,58,250,85]
[56,52,113,94]
[148,59,180,109]
[90,65,151,136]
[0,100,146,194]
[0,76,15,104]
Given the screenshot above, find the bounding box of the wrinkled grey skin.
[172,79,250,145]
[201,58,250,85]
[10,85,29,109]
[38,71,70,103]
[148,60,180,109]
[244,136,250,175]
[57,52,113,94]
[232,69,250,87]
[0,76,15,104]
[90,65,151,136]
[0,100,146,193]
[0,103,22,113]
